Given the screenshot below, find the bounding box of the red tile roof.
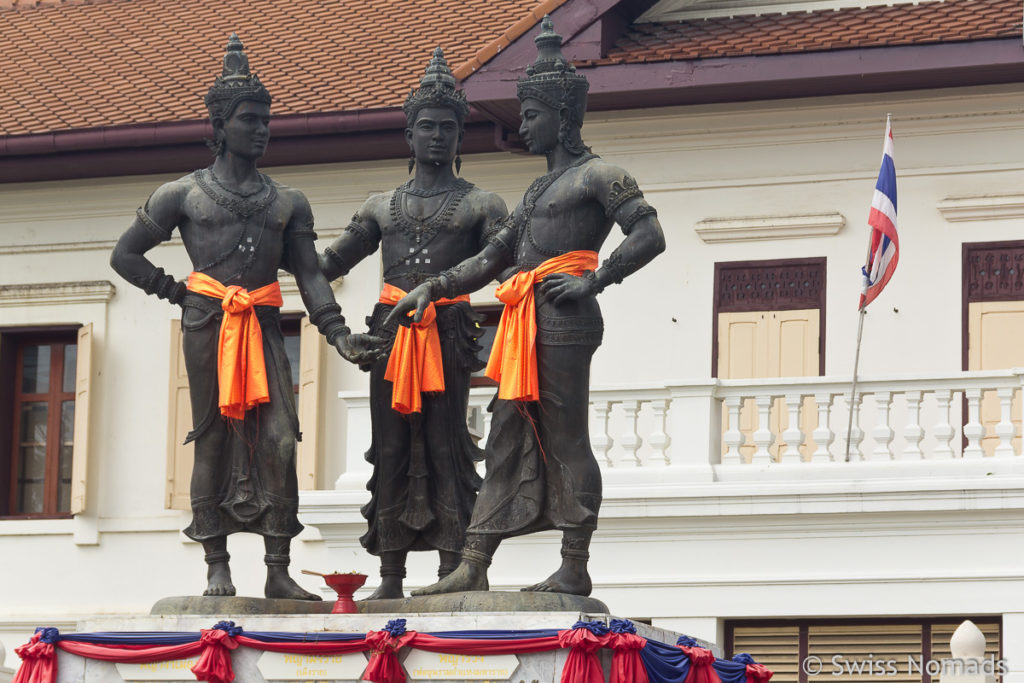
[580,0,1021,66]
[0,0,564,136]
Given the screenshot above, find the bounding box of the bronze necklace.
[196,168,278,219]
[389,178,472,246]
[209,168,267,198]
[382,179,473,280]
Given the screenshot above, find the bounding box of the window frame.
[1,326,81,519]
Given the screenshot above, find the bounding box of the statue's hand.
[383,283,433,328]
[334,333,388,365]
[538,272,598,305]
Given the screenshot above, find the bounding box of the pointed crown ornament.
[204,33,272,122]
[403,47,470,126]
[516,16,589,126]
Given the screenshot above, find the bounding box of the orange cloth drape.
[186,271,284,420]
[485,250,599,402]
[380,283,470,414]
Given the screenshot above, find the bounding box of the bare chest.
[514,166,610,263]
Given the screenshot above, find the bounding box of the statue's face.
[219,100,271,160]
[406,106,461,167]
[519,97,559,155]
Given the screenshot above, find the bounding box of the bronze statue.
[110,34,383,599]
[388,17,666,597]
[320,48,508,599]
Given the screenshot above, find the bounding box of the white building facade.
[0,0,1022,679]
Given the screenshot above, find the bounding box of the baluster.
[870,391,894,460]
[722,396,744,464]
[618,399,643,467]
[591,401,614,467]
[647,398,671,465]
[900,390,924,460]
[752,394,774,464]
[845,393,865,461]
[932,389,955,459]
[781,393,804,463]
[962,388,984,459]
[994,387,1015,458]
[811,392,835,462]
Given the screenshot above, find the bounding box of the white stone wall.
[2,83,1024,669]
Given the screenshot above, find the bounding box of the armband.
[309,303,349,344]
[136,206,173,242]
[597,253,632,287]
[604,176,644,219]
[142,267,185,304]
[618,204,658,235]
[432,263,469,301]
[285,223,318,241]
[323,246,350,276]
[344,214,379,254]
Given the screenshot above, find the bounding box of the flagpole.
[845,112,893,462]
[844,305,866,462]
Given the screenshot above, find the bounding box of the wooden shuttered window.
[808,624,922,683]
[931,621,1001,661]
[166,315,321,510]
[729,619,1001,683]
[731,625,800,683]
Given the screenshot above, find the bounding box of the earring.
[408,152,415,174]
[455,154,462,175]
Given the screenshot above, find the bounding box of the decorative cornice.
[938,193,1024,222]
[0,280,115,307]
[695,212,845,243]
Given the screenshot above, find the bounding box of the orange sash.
[380,283,470,414]
[186,271,284,420]
[485,250,599,402]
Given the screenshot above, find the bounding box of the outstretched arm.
[384,217,515,327]
[285,192,387,365]
[318,199,383,281]
[109,182,187,304]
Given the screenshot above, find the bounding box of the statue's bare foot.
[411,561,488,596]
[265,569,322,601]
[364,576,403,600]
[522,563,592,596]
[203,562,236,597]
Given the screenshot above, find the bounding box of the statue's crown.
[403,47,470,124]
[516,16,589,123]
[204,33,272,121]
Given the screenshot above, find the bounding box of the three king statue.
[111,17,663,601]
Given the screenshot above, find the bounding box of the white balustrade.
[994,387,1016,458]
[781,393,804,463]
[963,388,984,459]
[870,390,894,460]
[333,370,1024,489]
[901,390,924,460]
[811,392,834,462]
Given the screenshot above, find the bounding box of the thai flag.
[860,116,899,309]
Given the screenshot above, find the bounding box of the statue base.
[51,610,712,682]
[152,595,334,615]
[357,590,608,614]
[151,591,608,616]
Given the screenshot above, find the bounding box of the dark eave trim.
[0,108,505,183]
[464,37,1024,131]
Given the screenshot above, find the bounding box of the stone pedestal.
[53,606,712,683]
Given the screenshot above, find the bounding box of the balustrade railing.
[339,370,1024,488]
[469,370,1024,467]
